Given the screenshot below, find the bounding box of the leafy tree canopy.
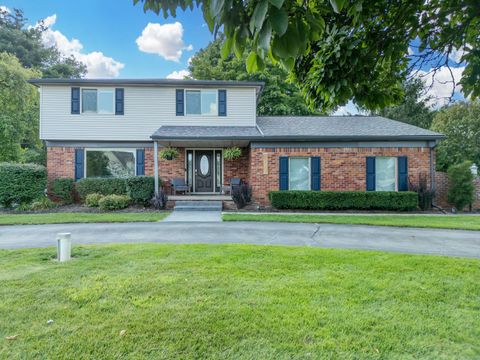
[374,78,435,130]
[0,52,40,162]
[431,102,480,171]
[189,36,317,115]
[0,8,86,78]
[136,0,479,112]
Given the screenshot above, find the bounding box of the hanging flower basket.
[159,147,179,160]
[223,147,242,160]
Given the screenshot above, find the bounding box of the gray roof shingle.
[256,116,443,140]
[151,116,444,141]
[151,126,262,139]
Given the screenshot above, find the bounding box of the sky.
[1,0,212,79]
[1,0,467,113]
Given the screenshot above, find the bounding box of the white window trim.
[184,89,218,116]
[375,156,398,192]
[80,88,115,115]
[288,157,311,191]
[84,148,136,178]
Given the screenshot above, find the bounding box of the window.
[81,89,114,114]
[375,157,397,191]
[86,149,135,178]
[289,158,310,190]
[185,90,217,115]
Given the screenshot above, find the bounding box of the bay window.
[85,149,135,178]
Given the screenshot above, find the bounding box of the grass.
[222,213,480,231]
[0,212,170,225]
[0,244,479,359]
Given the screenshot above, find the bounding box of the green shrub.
[0,163,47,207]
[85,193,104,207]
[126,176,156,205]
[98,194,131,211]
[268,191,418,211]
[447,161,475,210]
[76,178,127,200]
[51,178,75,204]
[29,197,57,211]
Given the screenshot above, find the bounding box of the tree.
[0,8,86,78]
[189,37,316,115]
[431,102,480,171]
[0,52,40,162]
[136,0,479,112]
[375,78,435,129]
[447,161,475,210]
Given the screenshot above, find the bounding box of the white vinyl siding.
[39,85,257,141]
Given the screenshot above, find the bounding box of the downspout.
[154,140,159,196]
[429,140,446,213]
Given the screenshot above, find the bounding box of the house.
[29,78,444,207]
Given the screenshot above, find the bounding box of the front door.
[195,150,214,192]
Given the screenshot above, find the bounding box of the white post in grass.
[154,141,159,196]
[56,233,71,262]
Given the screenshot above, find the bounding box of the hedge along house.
[29,78,444,207]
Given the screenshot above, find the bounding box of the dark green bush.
[126,176,156,205]
[76,178,127,200]
[447,161,475,210]
[51,178,75,204]
[0,163,47,207]
[269,191,418,211]
[85,193,104,207]
[98,194,131,211]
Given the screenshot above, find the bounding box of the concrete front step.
[174,200,223,211]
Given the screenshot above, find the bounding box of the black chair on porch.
[171,178,190,195]
[223,178,242,194]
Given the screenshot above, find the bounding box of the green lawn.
[0,212,170,225]
[223,213,480,230]
[0,244,479,359]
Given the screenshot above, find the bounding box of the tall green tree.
[0,8,86,78]
[431,102,480,171]
[0,52,40,162]
[375,78,435,129]
[137,0,479,112]
[189,37,316,115]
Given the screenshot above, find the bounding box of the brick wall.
[249,146,434,206]
[46,147,75,181]
[434,171,480,210]
[223,148,249,185]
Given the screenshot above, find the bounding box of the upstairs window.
[185,90,217,115]
[81,89,114,114]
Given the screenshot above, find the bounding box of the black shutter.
[366,157,376,191]
[71,87,80,114]
[176,89,184,116]
[279,156,289,190]
[115,88,124,115]
[136,149,145,176]
[74,148,84,180]
[398,156,408,191]
[218,89,227,116]
[310,157,321,190]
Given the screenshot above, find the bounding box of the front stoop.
[174,201,223,211]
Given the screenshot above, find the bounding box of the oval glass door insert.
[200,155,209,175]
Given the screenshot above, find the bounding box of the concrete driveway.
[0,221,479,258]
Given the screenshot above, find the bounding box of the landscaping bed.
[0,244,478,358]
